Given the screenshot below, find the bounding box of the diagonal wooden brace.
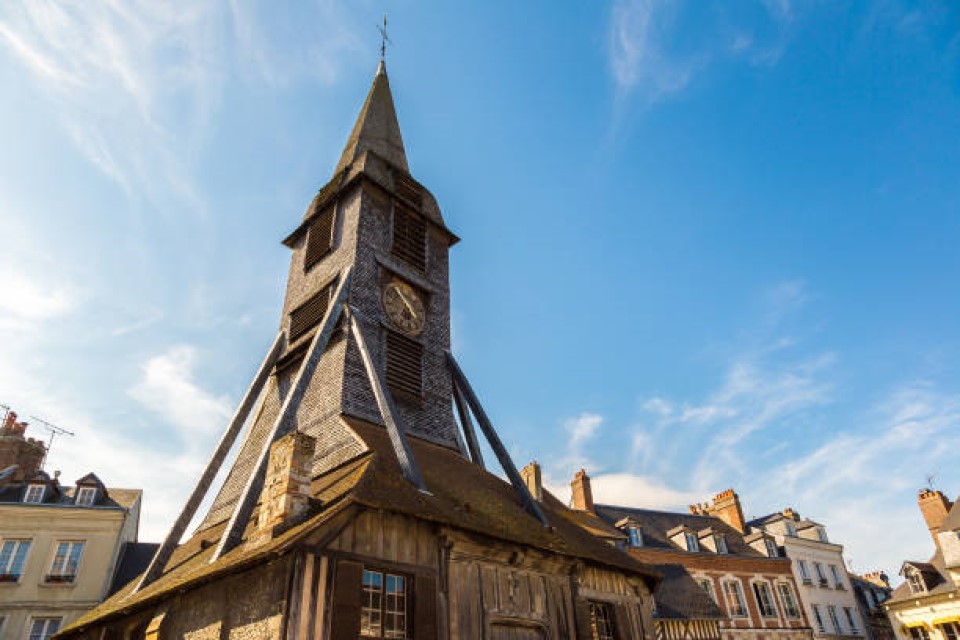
[452,381,484,469]
[344,305,427,492]
[446,351,549,527]
[133,330,286,593]
[210,268,353,562]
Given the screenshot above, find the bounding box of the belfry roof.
[335,61,408,175]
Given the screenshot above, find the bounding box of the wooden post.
[452,382,484,469]
[344,305,427,491]
[133,330,286,592]
[211,269,353,561]
[445,352,549,527]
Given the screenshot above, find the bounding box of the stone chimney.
[0,411,46,483]
[252,431,316,545]
[705,488,746,533]
[520,461,543,502]
[571,469,594,513]
[919,488,953,545]
[862,571,890,589]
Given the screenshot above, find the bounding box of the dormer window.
[685,532,700,552]
[627,526,643,547]
[785,520,797,537]
[817,527,828,542]
[764,538,779,557]
[23,484,45,503]
[75,487,97,506]
[715,535,728,554]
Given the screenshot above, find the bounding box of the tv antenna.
[30,415,74,470]
[925,472,938,491]
[0,404,10,426]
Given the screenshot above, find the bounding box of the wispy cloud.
[0,267,75,322]
[606,0,795,103]
[128,345,232,437]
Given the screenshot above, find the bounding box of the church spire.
[334,62,409,174]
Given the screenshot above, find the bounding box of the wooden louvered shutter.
[391,205,426,272]
[414,574,439,640]
[386,331,423,399]
[289,284,332,341]
[395,173,424,208]
[305,205,335,269]
[329,559,363,640]
[574,598,594,640]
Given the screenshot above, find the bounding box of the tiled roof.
[652,563,726,621]
[940,497,960,532]
[595,504,765,557]
[0,483,140,510]
[109,542,161,596]
[887,550,956,604]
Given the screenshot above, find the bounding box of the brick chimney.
[571,469,594,513]
[252,431,316,545]
[705,488,746,533]
[0,411,46,483]
[919,488,953,545]
[862,571,890,589]
[520,461,543,502]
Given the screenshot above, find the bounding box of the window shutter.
[386,331,423,399]
[574,598,593,640]
[329,559,363,640]
[305,206,335,269]
[391,205,426,272]
[414,574,438,640]
[289,284,333,342]
[395,173,424,208]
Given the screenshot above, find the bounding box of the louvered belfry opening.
[385,330,423,400]
[391,204,426,272]
[305,204,336,270]
[394,172,424,208]
[289,282,334,342]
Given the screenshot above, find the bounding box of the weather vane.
[378,15,391,62]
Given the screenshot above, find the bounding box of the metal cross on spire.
[378,14,391,62]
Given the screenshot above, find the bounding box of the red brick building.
[571,472,814,640]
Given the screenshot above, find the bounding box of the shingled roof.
[62,418,660,635]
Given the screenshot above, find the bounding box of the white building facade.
[750,510,864,640]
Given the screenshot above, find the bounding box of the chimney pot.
[705,487,746,533]
[520,461,543,502]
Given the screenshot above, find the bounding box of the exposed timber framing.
[452,381,484,469]
[344,305,427,491]
[445,351,549,527]
[210,268,353,562]
[133,330,286,593]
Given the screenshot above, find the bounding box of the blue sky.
[0,1,958,578]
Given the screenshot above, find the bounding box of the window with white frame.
[722,580,748,618]
[827,605,842,634]
[777,583,801,618]
[817,527,829,542]
[907,570,925,594]
[360,568,408,638]
[811,605,826,632]
[715,536,729,554]
[75,486,97,506]
[0,539,31,582]
[843,607,860,634]
[28,617,61,640]
[685,532,700,552]
[23,484,45,503]
[47,541,84,583]
[814,562,828,586]
[797,560,811,583]
[829,564,845,589]
[785,521,797,537]
[752,581,778,618]
[627,526,643,547]
[765,538,779,557]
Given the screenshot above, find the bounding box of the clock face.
[382,280,426,336]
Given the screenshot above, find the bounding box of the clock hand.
[395,288,417,317]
